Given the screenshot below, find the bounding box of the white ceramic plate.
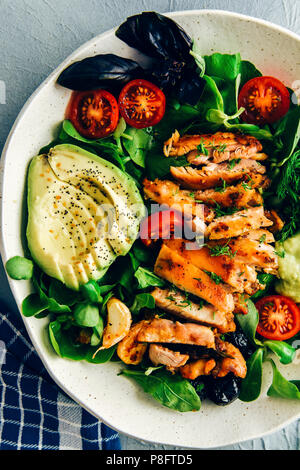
[1,10,300,449]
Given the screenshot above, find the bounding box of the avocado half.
[26,144,145,290]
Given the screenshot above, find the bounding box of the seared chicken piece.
[193,182,263,209]
[163,239,260,294]
[164,131,267,163]
[137,318,215,349]
[151,287,236,333]
[265,210,285,233]
[149,344,189,371]
[206,206,273,240]
[170,160,266,190]
[143,178,215,222]
[117,321,148,365]
[240,229,275,244]
[180,358,216,380]
[154,244,235,312]
[233,293,249,315]
[213,339,247,379]
[211,237,278,274]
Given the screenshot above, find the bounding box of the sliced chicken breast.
[213,339,247,379]
[163,238,260,294]
[170,159,266,190]
[193,182,263,209]
[164,131,267,162]
[149,344,189,370]
[154,244,235,312]
[206,206,273,240]
[151,287,236,333]
[137,318,215,349]
[143,178,215,222]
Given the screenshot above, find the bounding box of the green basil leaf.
[264,340,296,365]
[22,294,49,317]
[239,348,264,402]
[134,267,165,289]
[236,299,263,347]
[122,368,201,412]
[6,256,34,280]
[267,359,300,400]
[73,303,100,327]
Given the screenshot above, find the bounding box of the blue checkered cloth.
[0,305,121,450]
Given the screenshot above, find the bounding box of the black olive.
[190,377,207,401]
[226,326,256,360]
[204,373,242,406]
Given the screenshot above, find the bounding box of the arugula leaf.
[121,368,201,412]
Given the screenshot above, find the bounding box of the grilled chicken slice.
[149,344,189,371]
[154,244,234,312]
[193,182,263,209]
[233,293,249,315]
[137,318,215,349]
[170,160,266,190]
[163,238,260,294]
[240,229,275,244]
[211,237,278,274]
[180,358,216,380]
[213,339,247,379]
[143,178,215,222]
[164,131,267,163]
[151,287,236,333]
[206,206,273,240]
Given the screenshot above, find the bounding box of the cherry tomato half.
[67,89,119,139]
[140,210,183,247]
[256,295,300,341]
[238,76,290,125]
[118,79,166,129]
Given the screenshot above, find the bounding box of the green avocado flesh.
[26,144,145,290]
[276,233,300,302]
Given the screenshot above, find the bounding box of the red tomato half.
[67,89,119,139]
[140,210,183,247]
[118,79,166,129]
[256,295,300,341]
[238,76,290,125]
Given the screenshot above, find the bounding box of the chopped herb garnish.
[197,139,209,156]
[227,158,241,170]
[213,202,239,217]
[259,234,266,244]
[241,181,252,190]
[275,249,285,258]
[208,243,236,259]
[214,179,227,193]
[202,271,223,285]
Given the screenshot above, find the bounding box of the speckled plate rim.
[1,9,300,449]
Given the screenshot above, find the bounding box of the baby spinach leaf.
[123,127,152,168]
[264,340,296,365]
[239,348,264,402]
[251,273,275,300]
[236,299,263,347]
[85,345,116,364]
[33,273,71,314]
[239,60,262,88]
[49,279,81,306]
[131,293,155,315]
[90,317,104,346]
[204,53,241,82]
[134,267,165,289]
[22,294,49,317]
[121,368,201,412]
[80,280,103,304]
[267,359,300,400]
[6,256,34,280]
[73,303,100,327]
